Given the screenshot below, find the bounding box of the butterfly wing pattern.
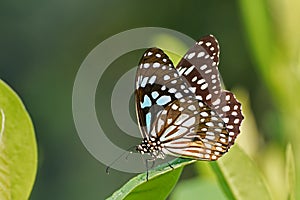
[176,35,244,148]
[135,35,244,163]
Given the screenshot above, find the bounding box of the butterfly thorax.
[136,137,165,159]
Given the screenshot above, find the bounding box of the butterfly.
[135,35,244,179]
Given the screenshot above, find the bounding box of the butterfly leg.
[125,151,133,160]
[145,158,156,181]
[167,162,174,170]
[146,159,150,181]
[150,159,156,169]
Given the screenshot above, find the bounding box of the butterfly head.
[136,137,165,159]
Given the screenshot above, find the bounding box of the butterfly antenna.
[0,109,5,143]
[143,157,157,181]
[106,145,136,175]
[125,151,133,160]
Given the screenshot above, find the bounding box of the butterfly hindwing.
[211,91,244,148]
[156,97,229,160]
[176,35,222,105]
[176,35,244,150]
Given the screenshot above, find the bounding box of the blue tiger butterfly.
[135,35,244,179]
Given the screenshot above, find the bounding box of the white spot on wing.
[201,83,208,90]
[172,104,179,110]
[141,77,149,87]
[182,117,196,127]
[197,79,206,85]
[177,67,186,75]
[200,64,207,70]
[206,122,214,127]
[164,75,170,80]
[143,63,150,68]
[148,76,156,84]
[222,105,230,112]
[187,52,196,59]
[205,69,212,74]
[197,52,205,57]
[223,117,229,123]
[206,42,212,46]
[169,88,176,93]
[153,62,160,68]
[200,111,209,117]
[191,76,197,82]
[189,87,196,93]
[184,65,195,75]
[188,105,196,111]
[206,94,212,100]
[175,92,183,99]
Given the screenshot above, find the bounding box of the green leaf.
[286,144,296,200]
[0,79,37,200]
[238,0,275,72]
[211,145,272,200]
[107,158,195,200]
[170,178,226,200]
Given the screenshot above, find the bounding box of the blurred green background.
[1,0,299,199]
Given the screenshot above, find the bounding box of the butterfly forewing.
[176,35,222,105]
[135,48,195,139]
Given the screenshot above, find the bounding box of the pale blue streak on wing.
[151,91,159,99]
[156,95,171,106]
[145,112,151,133]
[141,95,151,109]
